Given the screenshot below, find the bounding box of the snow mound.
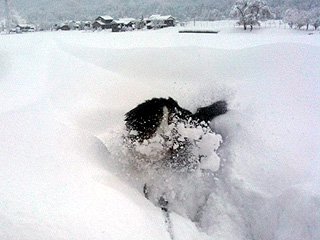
[0,111,174,240]
[252,183,320,240]
[102,118,223,220]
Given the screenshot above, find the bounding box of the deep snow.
[0,22,319,239]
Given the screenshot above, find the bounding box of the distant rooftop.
[149,15,174,20]
[115,18,136,25]
[98,15,113,20]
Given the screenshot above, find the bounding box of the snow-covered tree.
[230,0,272,30]
[284,0,319,11]
[208,9,223,21]
[270,5,283,20]
[284,7,319,30]
[283,8,298,28]
[296,11,312,29]
[310,8,320,30]
[135,15,145,30]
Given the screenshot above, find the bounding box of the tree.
[284,7,319,30]
[311,18,320,30]
[295,11,312,29]
[135,15,145,30]
[270,6,283,20]
[4,0,10,33]
[283,8,299,28]
[310,8,320,30]
[230,0,272,30]
[208,9,223,21]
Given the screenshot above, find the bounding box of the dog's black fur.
[125,97,227,143]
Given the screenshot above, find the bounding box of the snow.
[99,15,114,21]
[0,22,319,239]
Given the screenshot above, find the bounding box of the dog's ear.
[166,97,192,120]
[166,97,180,110]
[167,97,178,104]
[193,100,228,123]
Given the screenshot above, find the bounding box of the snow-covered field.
[1,22,319,239]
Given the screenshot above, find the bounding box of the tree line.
[230,0,319,30]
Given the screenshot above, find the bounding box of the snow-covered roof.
[98,15,113,21]
[149,15,175,21]
[59,24,70,28]
[149,14,161,20]
[17,24,35,28]
[115,18,136,25]
[94,20,107,26]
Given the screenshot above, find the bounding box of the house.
[113,18,136,32]
[92,20,105,29]
[146,15,176,29]
[16,24,35,32]
[83,21,91,29]
[60,24,71,31]
[54,20,91,31]
[56,22,71,31]
[92,15,117,29]
[55,21,76,31]
[116,18,136,28]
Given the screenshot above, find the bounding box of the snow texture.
[0,21,319,239]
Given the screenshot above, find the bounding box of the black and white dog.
[124,97,227,170]
[123,97,227,211]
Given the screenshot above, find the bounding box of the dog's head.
[125,97,192,142]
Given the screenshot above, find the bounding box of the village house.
[58,24,71,31]
[112,18,136,32]
[146,15,176,29]
[55,20,75,31]
[92,15,117,30]
[55,20,91,31]
[55,21,72,31]
[16,24,35,32]
[83,21,91,29]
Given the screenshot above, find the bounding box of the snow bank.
[1,24,319,239]
[0,111,174,240]
[252,183,320,240]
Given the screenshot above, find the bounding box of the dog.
[124,97,227,170]
[124,97,228,213]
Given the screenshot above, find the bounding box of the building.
[146,15,176,29]
[54,20,92,31]
[16,24,35,32]
[113,18,136,32]
[92,15,117,29]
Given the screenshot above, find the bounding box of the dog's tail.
[193,100,228,123]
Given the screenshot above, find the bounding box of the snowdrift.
[0,25,319,239]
